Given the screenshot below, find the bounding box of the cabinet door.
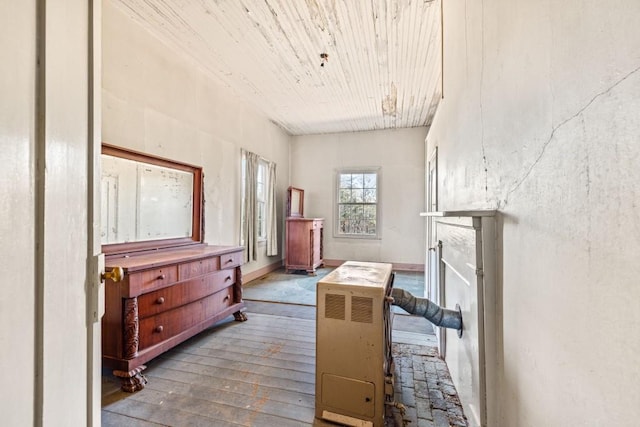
[287,220,309,266]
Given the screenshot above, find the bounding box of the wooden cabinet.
[285,218,324,274]
[103,245,246,392]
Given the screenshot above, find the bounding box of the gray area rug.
[243,267,332,306]
[243,267,427,314]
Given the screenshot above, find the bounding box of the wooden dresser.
[285,217,324,274]
[103,244,246,392]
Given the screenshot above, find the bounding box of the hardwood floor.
[102,301,466,427]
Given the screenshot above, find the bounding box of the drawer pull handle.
[154,325,164,333]
[223,295,230,302]
[156,297,165,305]
[225,276,232,282]
[157,274,166,280]
[225,259,233,264]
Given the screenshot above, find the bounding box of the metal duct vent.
[351,296,373,323]
[325,294,346,320]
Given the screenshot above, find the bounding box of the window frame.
[240,154,268,245]
[255,160,267,242]
[334,167,381,239]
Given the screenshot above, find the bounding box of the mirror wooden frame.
[101,143,204,255]
[287,186,305,218]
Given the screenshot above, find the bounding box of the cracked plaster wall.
[427,0,640,425]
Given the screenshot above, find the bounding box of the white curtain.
[241,149,258,262]
[266,161,278,256]
[241,149,278,261]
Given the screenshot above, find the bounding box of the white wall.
[291,127,427,268]
[102,2,291,274]
[428,0,640,425]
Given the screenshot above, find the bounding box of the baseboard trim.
[243,259,284,284]
[323,259,424,272]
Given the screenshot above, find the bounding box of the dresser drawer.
[179,256,218,280]
[138,287,234,350]
[220,250,242,269]
[128,265,178,294]
[139,300,205,350]
[138,270,236,318]
[203,286,234,318]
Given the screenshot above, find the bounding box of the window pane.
[339,189,351,203]
[363,205,376,219]
[352,188,363,203]
[339,205,348,220]
[257,163,266,201]
[257,182,264,200]
[364,173,377,188]
[258,202,266,238]
[363,188,376,203]
[365,220,376,235]
[340,174,352,189]
[351,174,363,188]
[338,205,349,232]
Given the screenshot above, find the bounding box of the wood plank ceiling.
[111,0,442,135]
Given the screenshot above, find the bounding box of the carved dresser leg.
[113,365,147,393]
[122,297,140,359]
[233,311,248,322]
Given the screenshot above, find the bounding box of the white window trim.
[240,155,268,245]
[256,159,267,242]
[333,167,382,240]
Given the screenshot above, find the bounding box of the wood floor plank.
[144,372,316,408]
[103,398,236,427]
[178,345,315,371]
[209,331,316,352]
[102,410,167,427]
[219,325,316,344]
[195,336,316,358]
[240,312,316,327]
[213,326,316,346]
[159,351,316,383]
[148,359,315,394]
[142,376,315,423]
[177,338,315,369]
[125,386,313,426]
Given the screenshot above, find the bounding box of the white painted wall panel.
[41,1,91,424]
[291,127,427,266]
[0,1,37,424]
[427,0,640,425]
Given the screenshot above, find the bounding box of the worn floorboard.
[103,304,466,427]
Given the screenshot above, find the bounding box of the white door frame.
[426,146,438,300]
[87,0,103,425]
[426,146,445,355]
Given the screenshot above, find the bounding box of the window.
[256,161,267,240]
[240,149,278,262]
[336,169,380,238]
[240,155,267,243]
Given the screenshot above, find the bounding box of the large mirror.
[287,186,304,217]
[101,144,203,254]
